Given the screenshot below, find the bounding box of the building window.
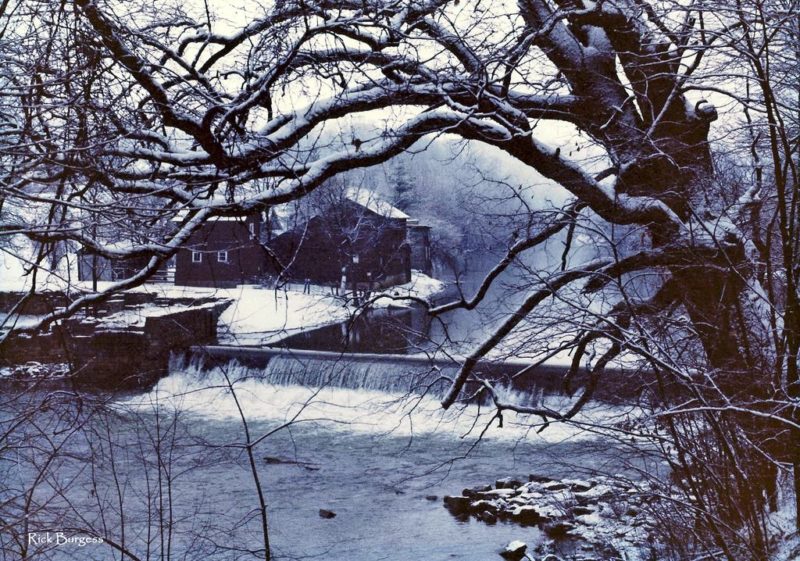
[192,251,202,263]
[217,251,229,263]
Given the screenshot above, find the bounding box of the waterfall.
[169,350,554,408]
[117,351,630,442]
[260,355,454,396]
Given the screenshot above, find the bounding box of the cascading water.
[107,353,635,561]
[259,354,455,397]
[173,349,558,408]
[121,352,627,442]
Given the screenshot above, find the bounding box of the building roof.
[344,187,409,220]
[170,212,254,223]
[171,188,407,227]
[267,187,409,237]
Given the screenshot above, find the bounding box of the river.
[276,252,535,357]
[3,253,640,560]
[3,357,637,561]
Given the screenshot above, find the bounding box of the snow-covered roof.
[267,204,295,236]
[344,187,409,219]
[170,211,255,223]
[268,187,408,236]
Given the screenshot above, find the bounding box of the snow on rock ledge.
[443,474,667,561]
[372,271,446,307]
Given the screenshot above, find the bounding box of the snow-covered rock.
[372,271,446,307]
[499,540,527,561]
[496,477,523,489]
[444,474,666,560]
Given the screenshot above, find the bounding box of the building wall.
[407,224,432,275]
[174,215,264,287]
[172,202,430,289]
[268,202,411,287]
[77,252,158,283]
[77,253,114,282]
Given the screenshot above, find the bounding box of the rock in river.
[500,540,527,561]
[495,477,523,489]
[442,495,472,515]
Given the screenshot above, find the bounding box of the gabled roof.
[170,211,256,223]
[344,187,409,219]
[267,187,409,237]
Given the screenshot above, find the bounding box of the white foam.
[117,359,631,443]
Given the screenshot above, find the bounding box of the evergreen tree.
[390,159,414,213]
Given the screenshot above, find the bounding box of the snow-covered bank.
[444,475,664,561]
[0,270,446,345]
[212,271,444,345]
[88,300,228,330]
[371,272,446,307]
[452,471,800,561]
[769,492,800,561]
[0,242,69,292]
[217,285,352,345]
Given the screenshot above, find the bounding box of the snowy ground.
[212,272,446,345]
[0,270,446,345]
[216,285,353,345]
[370,272,446,306]
[83,300,228,330]
[770,491,800,561]
[0,242,75,292]
[125,272,445,345]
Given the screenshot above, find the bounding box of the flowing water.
[2,355,639,561]
[4,256,643,560]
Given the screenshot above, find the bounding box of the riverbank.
[443,471,800,561]
[1,271,445,349]
[1,294,231,387]
[0,273,446,387]
[443,474,665,561]
[129,271,445,345]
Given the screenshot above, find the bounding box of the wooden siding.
[175,215,264,287]
[267,201,411,287]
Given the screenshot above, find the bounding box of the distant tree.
[389,159,415,214]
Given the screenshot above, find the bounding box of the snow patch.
[372,270,446,307]
[345,186,409,219]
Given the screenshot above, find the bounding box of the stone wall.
[144,302,228,358]
[1,299,231,389]
[0,292,72,315]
